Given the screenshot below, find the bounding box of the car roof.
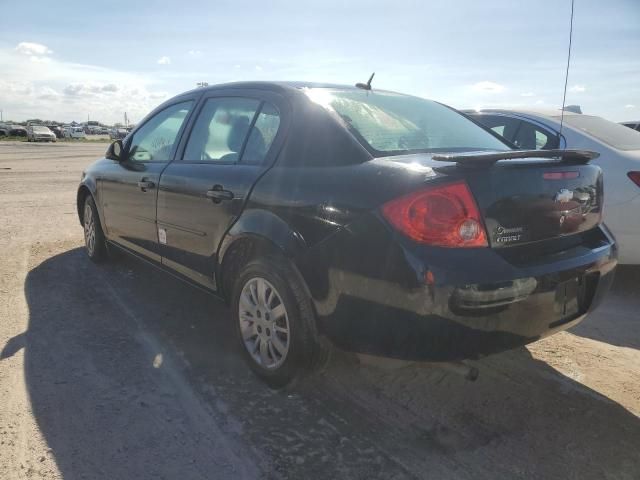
[466,108,579,119]
[187,81,361,94]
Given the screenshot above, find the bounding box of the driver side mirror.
[106,140,124,161]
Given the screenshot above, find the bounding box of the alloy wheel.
[238,277,290,369]
[84,202,96,255]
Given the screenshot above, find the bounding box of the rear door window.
[183,98,281,165]
[241,103,281,165]
[474,115,559,150]
[512,120,559,150]
[472,115,521,144]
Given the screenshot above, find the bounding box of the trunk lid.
[424,151,602,248]
[462,161,603,247]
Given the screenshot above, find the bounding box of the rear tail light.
[628,171,640,188]
[381,181,488,247]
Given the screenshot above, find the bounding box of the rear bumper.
[302,217,617,361]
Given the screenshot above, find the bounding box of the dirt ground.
[0,141,639,480]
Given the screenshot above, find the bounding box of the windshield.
[560,115,640,150]
[305,88,509,155]
[33,126,49,133]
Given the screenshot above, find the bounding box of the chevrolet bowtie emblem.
[554,188,573,203]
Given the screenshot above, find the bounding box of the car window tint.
[128,101,193,163]
[491,125,505,136]
[241,103,281,165]
[183,97,260,162]
[469,114,520,145]
[535,129,550,149]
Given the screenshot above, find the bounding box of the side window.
[491,125,505,136]
[128,101,193,162]
[473,115,520,144]
[515,121,559,150]
[241,103,281,165]
[535,129,551,149]
[183,98,260,162]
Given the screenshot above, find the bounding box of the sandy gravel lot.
[0,141,639,479]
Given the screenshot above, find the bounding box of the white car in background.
[63,126,87,139]
[466,109,640,264]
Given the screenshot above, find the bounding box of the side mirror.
[106,140,124,161]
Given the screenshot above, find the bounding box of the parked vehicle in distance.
[109,128,129,140]
[47,125,65,139]
[27,125,57,142]
[9,125,27,137]
[64,126,87,139]
[621,121,640,132]
[467,109,640,264]
[0,124,9,136]
[78,82,616,386]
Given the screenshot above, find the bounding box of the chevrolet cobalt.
[77,82,617,386]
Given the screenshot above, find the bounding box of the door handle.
[206,186,234,203]
[137,179,155,191]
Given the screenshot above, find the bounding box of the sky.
[0,0,638,124]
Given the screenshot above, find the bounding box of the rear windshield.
[304,88,509,155]
[560,115,640,151]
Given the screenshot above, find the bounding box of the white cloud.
[31,56,53,64]
[187,50,202,57]
[255,65,263,71]
[520,92,535,97]
[16,42,53,56]
[157,56,171,65]
[234,64,241,69]
[569,84,586,93]
[624,104,636,109]
[0,46,171,123]
[471,81,505,93]
[38,86,60,100]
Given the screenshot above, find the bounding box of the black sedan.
[77,81,616,386]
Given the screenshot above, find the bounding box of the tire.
[83,195,108,263]
[232,255,323,388]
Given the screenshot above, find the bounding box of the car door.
[99,99,196,261]
[156,90,286,289]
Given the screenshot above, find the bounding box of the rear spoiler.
[431,149,599,167]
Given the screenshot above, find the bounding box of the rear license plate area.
[550,277,582,327]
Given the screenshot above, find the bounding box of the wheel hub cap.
[83,203,96,255]
[238,277,290,369]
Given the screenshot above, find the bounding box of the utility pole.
[0,109,3,122]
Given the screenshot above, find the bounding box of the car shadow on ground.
[5,247,640,479]
[569,265,640,350]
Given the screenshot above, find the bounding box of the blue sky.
[0,0,638,124]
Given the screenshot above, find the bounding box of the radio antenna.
[559,0,575,139]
